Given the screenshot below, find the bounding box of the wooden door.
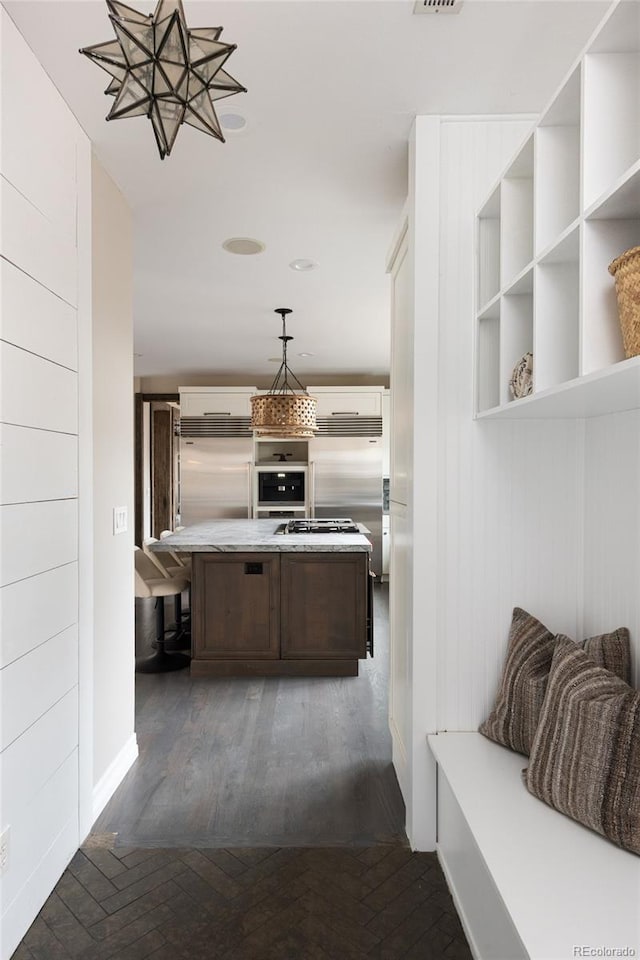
[152,407,172,537]
[193,553,280,659]
[280,553,368,659]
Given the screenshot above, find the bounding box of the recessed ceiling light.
[223,237,265,255]
[298,352,315,358]
[289,259,318,272]
[219,112,247,131]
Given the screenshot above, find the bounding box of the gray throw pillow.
[525,635,640,856]
[583,630,631,682]
[479,607,631,756]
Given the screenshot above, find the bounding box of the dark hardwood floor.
[11,585,475,959]
[93,584,406,848]
[13,845,473,960]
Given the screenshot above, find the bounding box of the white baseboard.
[389,714,409,797]
[1,815,78,960]
[91,734,138,825]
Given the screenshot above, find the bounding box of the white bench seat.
[428,732,640,960]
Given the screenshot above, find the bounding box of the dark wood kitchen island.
[151,520,372,677]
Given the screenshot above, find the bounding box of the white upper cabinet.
[474,1,640,419]
[179,385,385,420]
[312,387,383,417]
[179,387,257,417]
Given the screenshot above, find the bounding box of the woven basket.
[609,246,640,359]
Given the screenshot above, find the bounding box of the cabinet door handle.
[309,461,315,519]
[203,411,231,416]
[331,411,359,416]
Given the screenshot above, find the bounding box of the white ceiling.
[6,0,608,384]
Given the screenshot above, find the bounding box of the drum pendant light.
[251,309,318,439]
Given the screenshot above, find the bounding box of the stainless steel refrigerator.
[179,437,253,524]
[309,437,383,575]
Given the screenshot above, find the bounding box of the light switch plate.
[113,506,128,535]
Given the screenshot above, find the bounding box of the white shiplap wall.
[435,120,584,732]
[437,419,583,729]
[583,410,640,691]
[393,117,640,846]
[434,119,640,731]
[389,116,544,848]
[0,10,90,957]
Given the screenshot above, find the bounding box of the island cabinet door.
[280,553,368,659]
[193,553,280,659]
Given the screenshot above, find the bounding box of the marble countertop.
[149,519,372,553]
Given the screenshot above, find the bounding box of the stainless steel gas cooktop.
[280,519,361,535]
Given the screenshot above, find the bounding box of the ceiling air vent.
[414,0,463,13]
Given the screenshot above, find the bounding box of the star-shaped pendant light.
[80,0,246,159]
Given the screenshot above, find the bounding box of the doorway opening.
[135,393,180,547]
[123,393,404,848]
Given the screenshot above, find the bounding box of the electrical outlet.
[113,506,128,535]
[0,826,9,875]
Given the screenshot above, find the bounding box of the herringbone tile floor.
[12,843,472,960]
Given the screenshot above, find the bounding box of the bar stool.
[159,532,192,635]
[159,529,190,569]
[143,536,191,640]
[134,547,190,673]
[143,536,191,579]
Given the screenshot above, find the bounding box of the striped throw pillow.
[479,607,631,756]
[525,635,640,856]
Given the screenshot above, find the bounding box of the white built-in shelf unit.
[475,1,640,419]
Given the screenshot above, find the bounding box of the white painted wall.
[583,410,640,690]
[0,10,89,956]
[388,220,413,808]
[91,156,137,817]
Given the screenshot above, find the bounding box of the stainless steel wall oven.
[257,470,305,504]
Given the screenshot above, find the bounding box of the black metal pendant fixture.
[80,0,245,160]
[251,309,318,439]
